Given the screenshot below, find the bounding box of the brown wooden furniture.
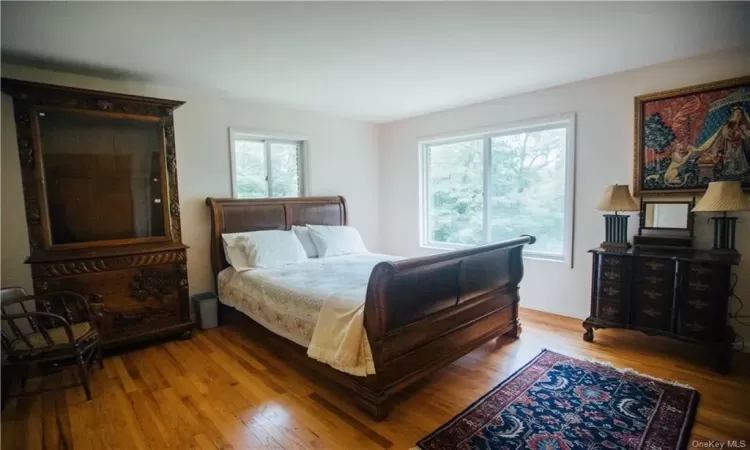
[584,247,738,373]
[1,290,103,400]
[633,199,695,250]
[206,196,535,420]
[1,79,194,349]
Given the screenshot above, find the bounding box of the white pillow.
[221,232,255,271]
[306,225,368,257]
[241,229,308,268]
[293,226,318,258]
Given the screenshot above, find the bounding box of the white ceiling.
[2,2,748,123]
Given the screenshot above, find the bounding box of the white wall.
[378,48,750,346]
[1,64,380,295]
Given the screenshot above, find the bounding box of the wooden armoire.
[2,79,194,349]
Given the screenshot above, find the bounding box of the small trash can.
[192,292,218,329]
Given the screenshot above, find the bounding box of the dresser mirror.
[642,202,691,229]
[634,200,694,249]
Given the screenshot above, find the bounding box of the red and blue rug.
[417,349,699,450]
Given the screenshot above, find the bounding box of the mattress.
[217,253,400,347]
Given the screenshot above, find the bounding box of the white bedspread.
[218,253,401,376]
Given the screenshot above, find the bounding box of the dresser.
[584,248,737,373]
[2,78,195,349]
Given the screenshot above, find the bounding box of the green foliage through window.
[425,124,570,258]
[233,138,302,199]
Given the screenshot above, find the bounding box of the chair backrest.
[1,287,36,340]
[1,290,88,358]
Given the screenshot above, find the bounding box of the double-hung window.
[421,114,575,264]
[229,129,306,198]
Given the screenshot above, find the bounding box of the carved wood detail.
[2,79,181,117]
[130,268,176,303]
[39,251,186,277]
[11,104,44,252]
[2,78,194,350]
[163,114,183,241]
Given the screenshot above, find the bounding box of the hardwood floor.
[3,308,749,449]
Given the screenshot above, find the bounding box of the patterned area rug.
[416,349,699,450]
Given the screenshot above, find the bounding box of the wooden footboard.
[206,196,535,420]
[361,236,535,417]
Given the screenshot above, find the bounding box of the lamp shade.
[596,184,639,212]
[693,181,750,212]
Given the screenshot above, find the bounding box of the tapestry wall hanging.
[633,76,750,195]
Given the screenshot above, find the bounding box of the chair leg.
[76,352,92,401]
[19,365,29,395]
[97,343,104,370]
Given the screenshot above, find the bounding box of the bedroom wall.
[377,48,750,349]
[1,63,381,296]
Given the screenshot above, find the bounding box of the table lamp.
[692,181,749,254]
[596,184,639,249]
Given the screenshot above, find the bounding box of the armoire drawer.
[43,261,188,342]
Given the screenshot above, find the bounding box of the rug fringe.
[543,348,696,390]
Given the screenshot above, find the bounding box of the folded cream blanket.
[307,286,376,376]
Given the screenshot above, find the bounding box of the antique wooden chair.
[1,289,103,400]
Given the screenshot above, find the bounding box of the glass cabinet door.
[36,110,167,245]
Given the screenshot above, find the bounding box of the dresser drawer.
[634,286,671,304]
[44,262,188,342]
[676,310,720,341]
[601,255,630,270]
[635,258,675,277]
[638,273,674,290]
[633,306,671,332]
[595,281,627,300]
[684,262,730,284]
[595,298,625,323]
[596,254,630,281]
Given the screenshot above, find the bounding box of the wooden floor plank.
[3,308,749,449]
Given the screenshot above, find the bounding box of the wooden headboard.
[205,196,348,277]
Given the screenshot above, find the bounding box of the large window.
[421,115,575,264]
[229,129,306,198]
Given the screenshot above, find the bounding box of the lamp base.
[602,214,631,250]
[600,241,630,251]
[710,216,738,251]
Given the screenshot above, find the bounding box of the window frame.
[419,113,576,266]
[229,128,309,199]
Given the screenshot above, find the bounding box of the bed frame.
[206,196,535,420]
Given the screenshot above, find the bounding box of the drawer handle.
[604,270,620,281]
[644,290,663,300]
[685,322,706,332]
[645,276,663,284]
[602,306,618,316]
[645,261,665,271]
[644,309,661,318]
[690,266,712,275]
[603,286,619,296]
[604,258,621,266]
[687,299,709,310]
[689,281,709,292]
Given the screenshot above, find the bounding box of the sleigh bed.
[206,196,535,420]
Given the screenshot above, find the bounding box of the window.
[229,129,306,198]
[421,114,575,264]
